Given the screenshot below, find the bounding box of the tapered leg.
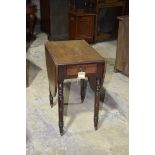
[49,88,53,108]
[94,78,101,130]
[80,79,86,103]
[58,81,64,136]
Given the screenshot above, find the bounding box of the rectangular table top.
[45,40,105,65]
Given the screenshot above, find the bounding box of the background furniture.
[26,1,37,42]
[69,0,95,43]
[45,40,105,135]
[40,0,69,40]
[39,0,128,42]
[114,16,129,76]
[69,11,95,43]
[94,0,126,42]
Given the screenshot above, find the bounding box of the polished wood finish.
[45,40,105,135]
[45,48,57,97]
[69,0,96,43]
[69,11,95,43]
[45,40,104,65]
[114,15,129,76]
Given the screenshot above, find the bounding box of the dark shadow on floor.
[26,59,41,87]
[50,80,119,131]
[62,81,108,132]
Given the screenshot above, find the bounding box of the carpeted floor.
[26,33,128,155]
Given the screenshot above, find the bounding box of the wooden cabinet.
[94,0,127,42]
[69,11,95,43]
[69,0,95,43]
[114,16,129,76]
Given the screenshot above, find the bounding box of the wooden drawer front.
[76,16,94,37]
[67,64,97,76]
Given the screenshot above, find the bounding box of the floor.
[26,33,129,155]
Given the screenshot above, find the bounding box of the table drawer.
[67,64,97,76]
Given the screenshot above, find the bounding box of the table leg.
[58,81,64,136]
[49,88,53,108]
[94,78,101,130]
[80,79,86,103]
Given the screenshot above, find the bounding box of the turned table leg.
[58,81,64,136]
[49,88,53,108]
[94,78,101,130]
[80,79,86,103]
